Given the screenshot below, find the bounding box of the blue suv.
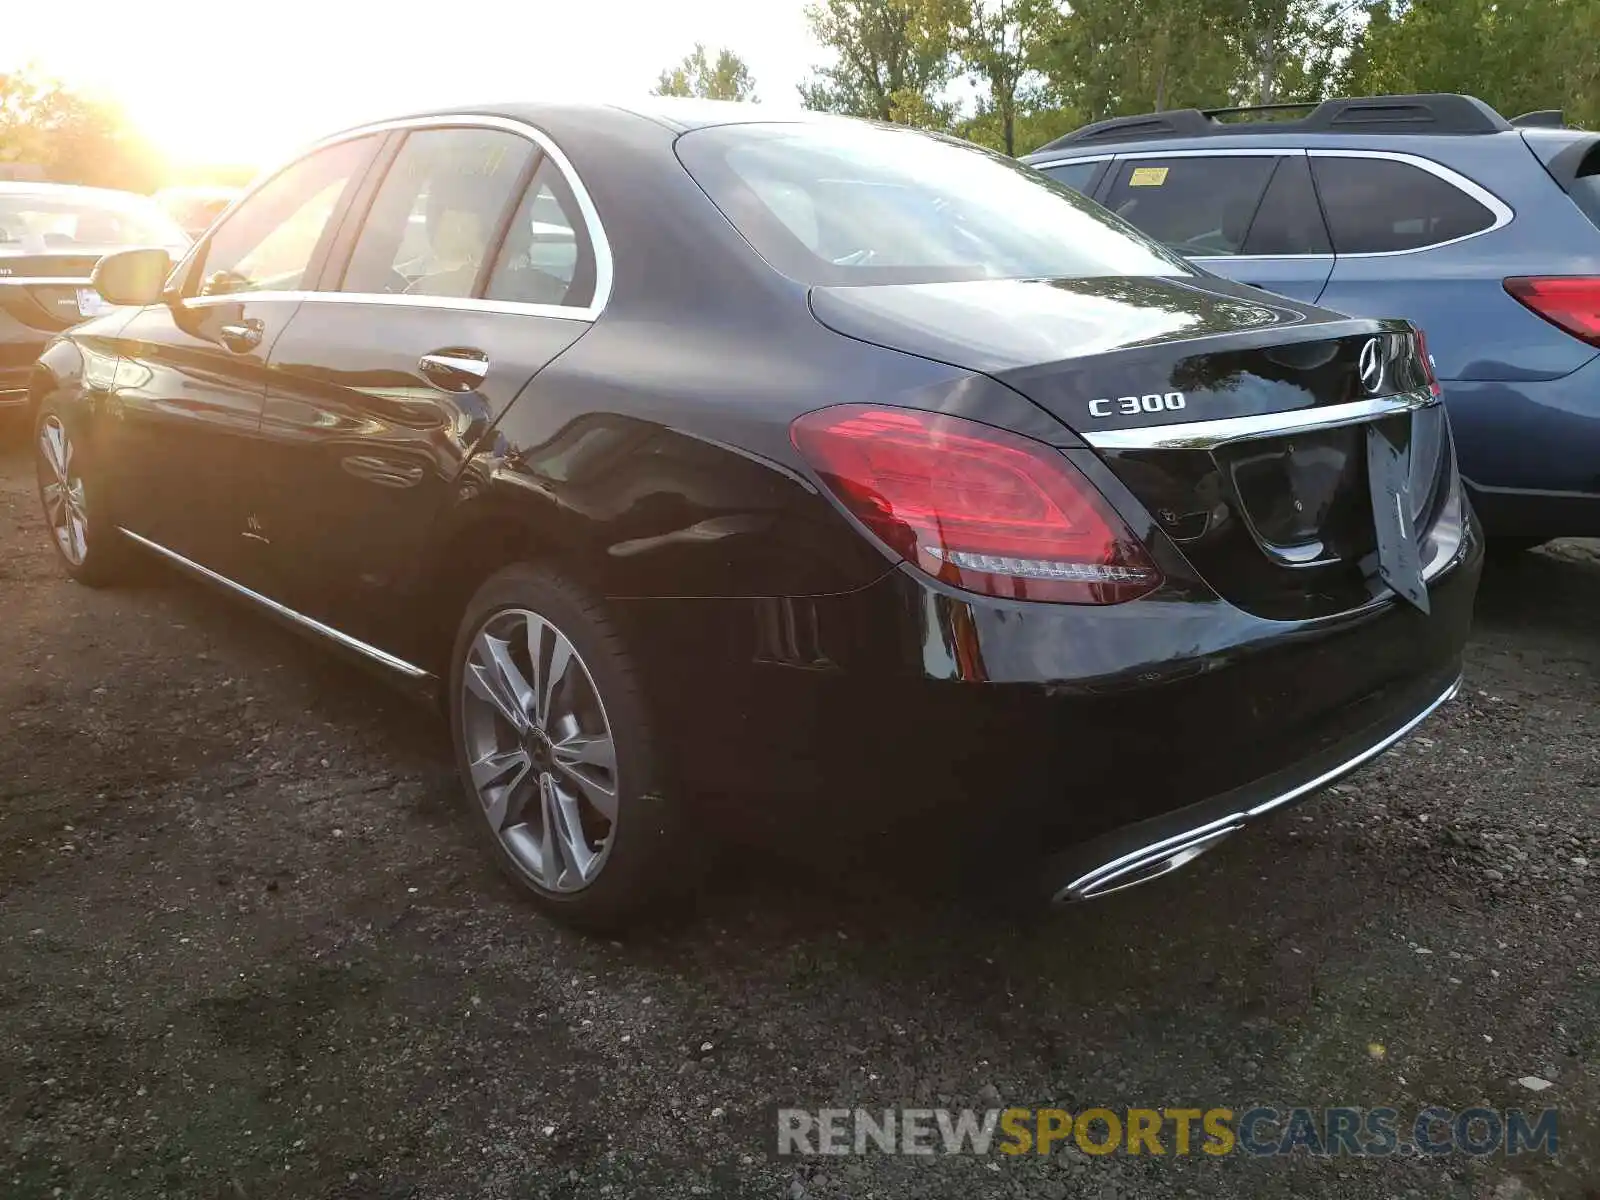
[1024,94,1600,548]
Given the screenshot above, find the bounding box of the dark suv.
[1025,94,1600,548]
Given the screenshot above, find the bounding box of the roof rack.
[1033,94,1513,153]
[1510,109,1566,129]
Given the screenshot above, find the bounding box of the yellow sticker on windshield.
[1129,166,1169,187]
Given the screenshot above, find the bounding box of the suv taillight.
[1504,276,1600,346]
[790,404,1161,604]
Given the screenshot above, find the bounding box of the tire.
[33,403,133,587]
[447,563,696,931]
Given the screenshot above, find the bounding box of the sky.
[3,0,822,169]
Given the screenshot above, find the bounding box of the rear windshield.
[0,190,190,255]
[676,122,1193,287]
[1566,166,1600,231]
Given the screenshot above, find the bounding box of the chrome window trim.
[118,527,432,680]
[1027,152,1115,170]
[180,289,595,321]
[1032,147,1295,170]
[1112,147,1301,159]
[182,114,612,322]
[0,277,93,286]
[1306,148,1514,257]
[1080,389,1438,450]
[1035,145,1513,261]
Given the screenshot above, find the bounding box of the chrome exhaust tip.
[1051,823,1242,904]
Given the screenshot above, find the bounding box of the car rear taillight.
[1413,327,1443,397]
[790,404,1161,604]
[1504,276,1600,346]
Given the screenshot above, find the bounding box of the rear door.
[1098,151,1335,303]
[252,120,604,664]
[104,137,379,579]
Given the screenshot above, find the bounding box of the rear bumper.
[1445,364,1600,536]
[1042,668,1459,901]
[615,519,1481,884]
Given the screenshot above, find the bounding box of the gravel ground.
[1,431,1596,1200]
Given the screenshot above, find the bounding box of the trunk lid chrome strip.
[1081,389,1437,450]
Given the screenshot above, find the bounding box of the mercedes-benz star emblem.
[1358,336,1385,395]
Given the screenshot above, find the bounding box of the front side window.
[484,161,597,308]
[676,123,1191,286]
[195,137,374,296]
[1100,155,1279,257]
[341,128,533,298]
[1311,156,1496,253]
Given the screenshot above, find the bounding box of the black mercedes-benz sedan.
[29,100,1480,928]
[1,182,190,414]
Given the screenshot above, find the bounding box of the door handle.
[218,319,263,353]
[418,348,490,393]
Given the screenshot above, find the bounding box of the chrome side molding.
[1053,673,1462,903]
[117,527,432,680]
[1082,390,1438,451]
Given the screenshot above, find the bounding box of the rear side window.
[1036,160,1102,195]
[1101,156,1278,256]
[341,128,532,298]
[1311,156,1495,253]
[676,123,1191,286]
[1242,155,1332,256]
[485,160,597,308]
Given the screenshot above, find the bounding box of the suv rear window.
[676,123,1191,286]
[1560,145,1600,231]
[1311,156,1496,253]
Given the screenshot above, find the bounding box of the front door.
[103,136,380,582]
[251,124,603,664]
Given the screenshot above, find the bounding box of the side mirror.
[90,248,173,308]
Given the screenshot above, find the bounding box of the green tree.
[798,0,967,128]
[1345,0,1600,128]
[653,44,758,101]
[956,103,1082,155]
[956,0,1057,154]
[0,67,162,191]
[1034,0,1238,120]
[1225,0,1361,105]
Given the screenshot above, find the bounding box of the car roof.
[0,180,156,204]
[316,96,844,144]
[1027,94,1513,158]
[1024,127,1543,164]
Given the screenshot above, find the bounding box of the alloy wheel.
[37,416,87,566]
[459,608,619,892]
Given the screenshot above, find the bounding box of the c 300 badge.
[1088,392,1186,418]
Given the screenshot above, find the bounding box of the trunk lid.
[810,275,1465,619]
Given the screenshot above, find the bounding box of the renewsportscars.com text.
[774,1106,1559,1158]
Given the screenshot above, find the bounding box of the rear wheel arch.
[413,496,612,679]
